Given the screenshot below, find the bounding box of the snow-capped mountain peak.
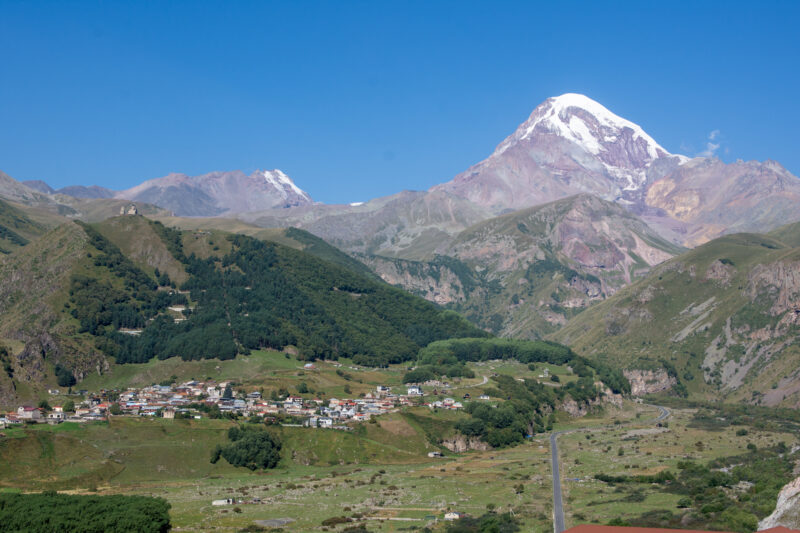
[479,93,684,195]
[260,169,311,201]
[496,93,671,166]
[526,93,668,158]
[435,93,690,210]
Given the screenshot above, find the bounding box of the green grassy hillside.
[553,227,800,407]
[93,216,189,284]
[768,220,800,247]
[0,412,448,492]
[0,198,50,254]
[0,222,100,407]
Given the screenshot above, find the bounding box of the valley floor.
[2,400,795,532]
[1,352,798,532]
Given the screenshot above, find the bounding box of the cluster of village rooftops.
[1,363,493,430]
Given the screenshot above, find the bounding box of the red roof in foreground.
[566,526,799,533]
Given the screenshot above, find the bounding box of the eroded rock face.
[758,476,800,529]
[358,256,474,306]
[441,435,490,453]
[17,333,60,384]
[747,261,800,317]
[560,383,623,417]
[704,259,735,286]
[623,369,677,396]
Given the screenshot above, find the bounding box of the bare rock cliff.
[758,475,800,529]
[358,256,474,306]
[441,435,490,453]
[623,369,677,396]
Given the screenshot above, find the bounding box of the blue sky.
[1,1,798,204]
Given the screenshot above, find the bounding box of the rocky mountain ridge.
[20,169,314,217]
[116,168,313,216]
[361,194,683,338]
[230,94,800,257]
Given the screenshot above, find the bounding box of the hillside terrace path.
[448,373,489,392]
[549,404,670,533]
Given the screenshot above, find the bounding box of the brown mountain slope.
[645,158,800,246]
[363,194,682,338]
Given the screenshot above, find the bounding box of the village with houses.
[0,365,477,432]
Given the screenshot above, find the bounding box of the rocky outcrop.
[703,259,735,286]
[560,383,623,417]
[358,255,476,306]
[747,261,800,317]
[623,369,677,396]
[16,333,60,384]
[758,475,800,529]
[441,435,490,452]
[560,398,592,418]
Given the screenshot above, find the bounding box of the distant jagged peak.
[112,167,313,216]
[495,93,673,166]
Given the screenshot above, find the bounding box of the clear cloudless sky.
[1,0,799,204]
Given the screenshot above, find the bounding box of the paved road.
[549,404,670,533]
[550,430,567,533]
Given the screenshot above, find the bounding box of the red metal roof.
[566,526,798,533]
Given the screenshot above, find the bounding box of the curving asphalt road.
[549,405,670,533]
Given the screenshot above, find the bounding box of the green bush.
[445,511,520,533]
[55,363,76,387]
[211,425,281,470]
